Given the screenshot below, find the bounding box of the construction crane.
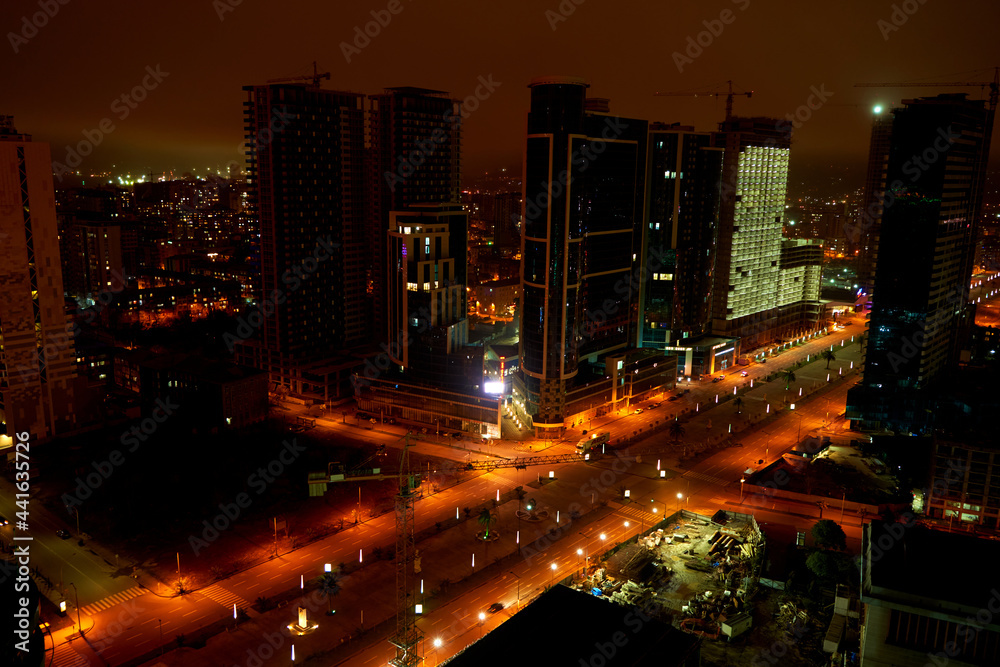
[854,67,999,111]
[266,61,330,88]
[389,433,420,667]
[654,80,753,120]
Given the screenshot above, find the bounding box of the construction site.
[569,509,841,667]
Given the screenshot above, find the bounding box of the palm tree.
[668,420,685,447]
[781,369,796,390]
[317,570,342,614]
[821,349,837,369]
[733,396,744,414]
[477,508,496,538]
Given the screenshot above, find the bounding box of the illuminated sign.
[484,381,504,394]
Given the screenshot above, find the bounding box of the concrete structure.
[237,82,367,401]
[0,116,82,443]
[848,94,994,434]
[517,77,650,437]
[641,124,723,348]
[860,521,1000,666]
[710,117,793,349]
[925,434,1000,529]
[665,334,740,379]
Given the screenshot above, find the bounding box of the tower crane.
[854,67,999,111]
[266,61,330,88]
[654,80,753,120]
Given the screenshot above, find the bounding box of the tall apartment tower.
[848,94,993,433]
[368,88,462,340]
[641,124,723,348]
[517,78,648,434]
[0,117,80,442]
[710,118,793,348]
[854,108,894,294]
[237,84,367,396]
[387,203,475,391]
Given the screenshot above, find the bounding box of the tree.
[805,551,838,580]
[317,570,342,613]
[477,509,496,538]
[821,349,837,369]
[781,369,796,390]
[811,519,847,550]
[733,397,744,414]
[668,420,685,447]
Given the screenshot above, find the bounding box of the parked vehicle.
[576,431,612,454]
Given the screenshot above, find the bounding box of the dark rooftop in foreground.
[864,521,1000,612]
[445,585,699,666]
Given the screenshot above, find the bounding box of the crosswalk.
[51,640,90,667]
[199,583,250,610]
[617,504,658,525]
[683,470,731,487]
[78,586,145,617]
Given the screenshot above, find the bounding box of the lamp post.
[509,570,521,608]
[433,637,443,667]
[740,478,746,503]
[676,493,683,514]
[69,582,82,636]
[158,618,164,655]
[478,612,486,638]
[790,404,804,441]
[550,562,558,587]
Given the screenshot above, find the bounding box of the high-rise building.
[367,87,462,340]
[0,116,81,442]
[854,107,894,294]
[515,78,659,436]
[710,118,798,349]
[641,124,723,348]
[847,94,993,433]
[236,83,367,400]
[386,202,476,391]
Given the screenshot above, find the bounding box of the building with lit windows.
[641,124,723,349]
[854,107,894,294]
[515,78,675,438]
[710,118,796,349]
[235,82,368,402]
[0,116,83,443]
[848,94,993,433]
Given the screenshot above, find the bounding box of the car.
[668,396,680,402]
[740,370,749,377]
[0,515,8,527]
[633,408,643,415]
[712,377,723,383]
[488,602,505,614]
[682,389,691,395]
[760,358,767,363]
[56,529,71,539]
[646,404,656,410]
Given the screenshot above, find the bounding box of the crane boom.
[266,61,331,88]
[654,80,753,120]
[854,67,999,111]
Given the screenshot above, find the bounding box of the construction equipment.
[854,67,999,111]
[389,433,421,666]
[266,61,330,88]
[655,80,753,120]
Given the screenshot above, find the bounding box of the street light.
[740,478,746,502]
[509,571,521,608]
[676,493,683,513]
[478,612,486,637]
[69,582,82,636]
[550,562,557,587]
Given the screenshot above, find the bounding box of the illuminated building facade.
[710,118,794,348]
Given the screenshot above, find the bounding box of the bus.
[576,431,612,454]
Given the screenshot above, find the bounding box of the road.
[37,321,867,666]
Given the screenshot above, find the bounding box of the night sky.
[4,0,998,185]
